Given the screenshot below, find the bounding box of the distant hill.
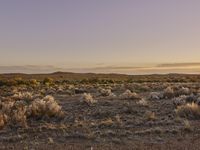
[0,72,200,83]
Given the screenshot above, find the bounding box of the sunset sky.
[0,0,200,74]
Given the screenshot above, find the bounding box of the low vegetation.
[81,93,97,105]
[0,73,200,149]
[176,102,200,119]
[0,94,63,129]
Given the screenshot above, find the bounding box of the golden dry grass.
[176,102,200,119]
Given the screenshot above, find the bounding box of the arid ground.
[0,73,200,150]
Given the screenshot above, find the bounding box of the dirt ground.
[0,74,200,150]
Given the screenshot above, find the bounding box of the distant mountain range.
[0,63,200,75]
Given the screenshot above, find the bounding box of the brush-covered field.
[0,73,200,150]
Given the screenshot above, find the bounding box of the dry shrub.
[45,96,62,117]
[146,112,156,121]
[12,101,27,127]
[48,137,54,144]
[0,95,63,130]
[149,92,163,100]
[29,79,40,86]
[46,88,56,95]
[176,102,200,119]
[183,120,192,131]
[137,98,148,106]
[119,90,140,100]
[28,98,46,117]
[100,118,114,127]
[67,85,75,90]
[0,99,15,114]
[28,95,62,117]
[12,91,33,101]
[0,100,27,128]
[163,87,174,98]
[99,88,112,97]
[115,115,122,125]
[99,88,117,99]
[81,93,97,105]
[177,87,190,96]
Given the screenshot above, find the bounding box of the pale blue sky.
[0,0,200,70]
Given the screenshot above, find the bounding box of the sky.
[0,0,200,74]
